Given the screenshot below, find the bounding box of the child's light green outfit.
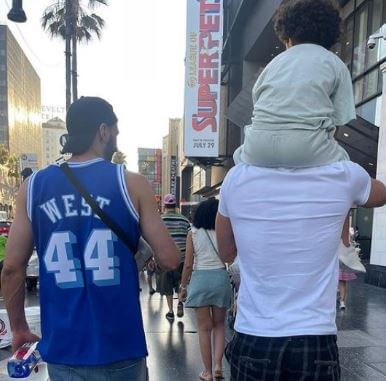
[234,44,355,167]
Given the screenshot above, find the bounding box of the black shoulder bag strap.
[59,162,137,256]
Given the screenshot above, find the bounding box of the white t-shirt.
[219,161,371,337]
[251,43,356,131]
[192,228,224,270]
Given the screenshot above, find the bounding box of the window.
[342,0,386,105]
[352,3,369,77]
[354,67,379,103]
[356,95,383,125]
[342,16,354,70]
[344,0,386,78]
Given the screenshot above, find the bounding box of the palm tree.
[42,0,107,109]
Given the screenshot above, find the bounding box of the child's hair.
[273,0,341,50]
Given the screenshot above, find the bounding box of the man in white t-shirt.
[217,160,386,380]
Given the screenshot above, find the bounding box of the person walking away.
[233,0,364,272]
[338,262,357,310]
[179,199,231,381]
[159,194,191,321]
[1,97,179,381]
[137,238,156,295]
[217,163,386,379]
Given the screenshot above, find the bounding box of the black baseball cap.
[61,96,118,154]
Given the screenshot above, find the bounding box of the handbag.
[59,162,152,272]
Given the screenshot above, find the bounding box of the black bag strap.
[59,162,137,256]
[204,229,218,255]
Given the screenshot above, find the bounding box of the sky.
[0,0,187,170]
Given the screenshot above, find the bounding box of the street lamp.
[7,0,27,23]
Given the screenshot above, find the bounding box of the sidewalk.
[336,274,386,380]
[0,273,384,380]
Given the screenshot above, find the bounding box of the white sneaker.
[337,241,366,273]
[339,301,346,310]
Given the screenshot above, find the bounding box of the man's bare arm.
[2,181,39,350]
[364,179,386,208]
[216,212,237,263]
[126,172,179,270]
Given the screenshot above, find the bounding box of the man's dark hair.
[21,167,33,181]
[61,97,118,155]
[273,0,341,50]
[193,198,219,230]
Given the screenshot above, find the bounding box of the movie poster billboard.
[184,0,223,157]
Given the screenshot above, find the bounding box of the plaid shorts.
[225,332,340,381]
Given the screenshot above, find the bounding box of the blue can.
[7,342,41,378]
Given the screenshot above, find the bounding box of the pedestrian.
[233,0,364,271]
[20,167,33,182]
[136,238,156,295]
[338,263,357,311]
[218,152,386,380]
[159,194,191,321]
[179,198,231,381]
[1,96,180,381]
[0,234,6,275]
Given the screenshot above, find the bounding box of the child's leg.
[341,214,350,247]
[338,280,347,302]
[235,125,350,168]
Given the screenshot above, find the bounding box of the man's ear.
[98,123,110,142]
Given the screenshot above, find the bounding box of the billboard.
[184,0,223,157]
[170,156,178,196]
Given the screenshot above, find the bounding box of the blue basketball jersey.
[27,158,147,365]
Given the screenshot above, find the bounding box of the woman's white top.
[192,227,225,270]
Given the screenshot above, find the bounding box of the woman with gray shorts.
[179,199,231,381]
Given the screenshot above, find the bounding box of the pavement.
[0,272,384,380]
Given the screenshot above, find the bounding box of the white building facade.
[42,118,66,167]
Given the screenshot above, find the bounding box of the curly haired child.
[234,0,365,270]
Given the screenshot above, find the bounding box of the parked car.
[26,251,39,291]
[0,220,11,237]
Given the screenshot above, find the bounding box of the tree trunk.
[71,1,79,101]
[65,0,72,110]
[72,34,78,101]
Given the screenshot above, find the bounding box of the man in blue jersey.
[2,97,180,380]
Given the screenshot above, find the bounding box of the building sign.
[184,0,223,157]
[41,106,66,122]
[19,153,38,171]
[170,156,178,196]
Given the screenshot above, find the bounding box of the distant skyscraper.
[0,25,42,167]
[162,118,181,200]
